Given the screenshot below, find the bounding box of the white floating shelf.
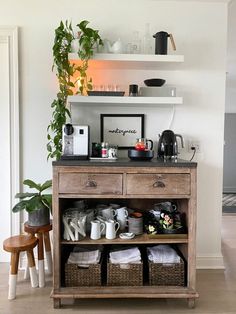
[68,96,183,106]
[69,53,184,69]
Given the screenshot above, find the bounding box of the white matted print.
[100,114,144,149]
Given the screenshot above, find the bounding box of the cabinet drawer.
[58,173,123,195]
[126,174,190,195]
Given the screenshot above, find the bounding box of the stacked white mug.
[115,207,128,231]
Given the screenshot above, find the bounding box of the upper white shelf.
[69,53,184,70]
[68,95,183,106]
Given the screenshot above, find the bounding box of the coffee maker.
[62,124,89,159]
[157,130,184,160]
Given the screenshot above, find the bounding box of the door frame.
[0,26,20,238]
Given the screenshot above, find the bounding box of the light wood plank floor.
[0,215,236,314]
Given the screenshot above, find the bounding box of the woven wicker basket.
[107,261,143,286]
[148,258,185,286]
[65,262,102,287]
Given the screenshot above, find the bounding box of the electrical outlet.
[188,140,201,153]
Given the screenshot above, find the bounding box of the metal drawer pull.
[153,181,165,188]
[85,180,97,188]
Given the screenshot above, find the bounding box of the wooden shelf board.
[68,95,183,105]
[61,233,188,245]
[52,286,198,299]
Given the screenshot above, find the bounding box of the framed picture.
[100,114,145,149]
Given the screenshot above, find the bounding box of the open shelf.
[61,233,188,245]
[68,95,183,106]
[69,53,184,69]
[52,286,197,299]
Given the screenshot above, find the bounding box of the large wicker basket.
[107,261,143,286]
[148,257,185,286]
[65,262,102,287]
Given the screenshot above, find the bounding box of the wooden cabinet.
[52,159,198,309]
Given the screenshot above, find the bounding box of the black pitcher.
[153,31,176,55]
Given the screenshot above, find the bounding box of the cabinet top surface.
[52,158,197,168]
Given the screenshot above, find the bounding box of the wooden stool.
[3,235,38,300]
[24,221,52,288]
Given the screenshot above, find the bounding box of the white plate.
[119,232,135,239]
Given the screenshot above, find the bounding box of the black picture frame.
[100,114,145,149]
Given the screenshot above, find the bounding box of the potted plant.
[47,20,103,160]
[12,179,52,227]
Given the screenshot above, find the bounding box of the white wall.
[0,0,228,268]
[226,0,236,113]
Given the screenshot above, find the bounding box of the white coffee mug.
[105,220,120,240]
[90,220,105,240]
[101,207,116,221]
[115,207,128,231]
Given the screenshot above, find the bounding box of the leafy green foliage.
[47,21,74,160]
[47,20,103,160]
[76,20,103,95]
[12,179,52,213]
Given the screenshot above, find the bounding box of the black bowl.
[144,78,166,87]
[128,149,154,161]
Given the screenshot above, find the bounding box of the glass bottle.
[131,31,142,54]
[143,23,153,55]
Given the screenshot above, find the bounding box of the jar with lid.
[101,142,108,158]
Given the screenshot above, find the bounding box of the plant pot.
[28,206,50,227]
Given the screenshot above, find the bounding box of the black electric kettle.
[157,130,184,159]
[153,31,176,55]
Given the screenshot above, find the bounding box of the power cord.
[190,146,196,161]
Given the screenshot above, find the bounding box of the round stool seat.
[3,235,38,253]
[24,220,52,234]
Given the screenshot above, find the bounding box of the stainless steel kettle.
[157,130,184,159]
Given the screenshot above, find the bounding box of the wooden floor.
[0,215,236,313]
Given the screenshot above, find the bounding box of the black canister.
[129,84,139,96]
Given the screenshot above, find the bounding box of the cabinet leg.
[53,298,61,309]
[188,298,195,309]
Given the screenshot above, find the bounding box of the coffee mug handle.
[113,209,117,217]
[147,139,153,150]
[100,222,105,234]
[124,209,129,217]
[115,222,120,233]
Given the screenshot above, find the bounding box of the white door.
[0,27,19,262]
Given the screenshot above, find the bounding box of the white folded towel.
[109,247,141,264]
[147,245,180,264]
[68,250,101,265]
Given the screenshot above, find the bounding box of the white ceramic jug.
[90,220,105,240]
[105,220,120,240]
[103,38,123,54]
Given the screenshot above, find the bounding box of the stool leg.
[44,231,52,274]
[37,233,45,287]
[27,249,38,288]
[24,263,30,280]
[8,252,19,300]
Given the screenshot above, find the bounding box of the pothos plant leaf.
[47,20,103,160]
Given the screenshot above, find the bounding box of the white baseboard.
[196,254,225,269]
[223,187,236,193]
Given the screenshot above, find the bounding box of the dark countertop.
[53,158,197,168]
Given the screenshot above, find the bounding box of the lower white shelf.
[68,95,183,106]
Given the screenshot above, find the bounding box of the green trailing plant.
[47,20,103,160]
[75,20,103,95]
[12,179,52,213]
[47,21,75,160]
